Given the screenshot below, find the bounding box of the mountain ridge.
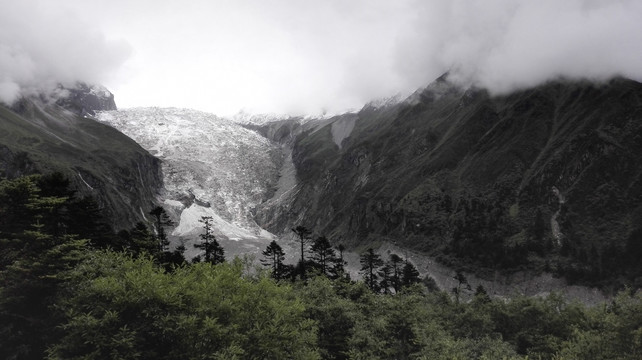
[252,76,642,290]
[0,84,163,230]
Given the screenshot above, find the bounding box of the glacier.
[97,107,286,259]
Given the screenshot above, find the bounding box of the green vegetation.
[2,174,642,359]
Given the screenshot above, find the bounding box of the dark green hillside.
[259,77,642,288]
[0,98,162,230]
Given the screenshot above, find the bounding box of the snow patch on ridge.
[173,204,261,241]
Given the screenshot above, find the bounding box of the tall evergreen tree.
[194,216,225,264]
[310,236,336,277]
[0,175,41,239]
[292,226,312,279]
[359,248,384,292]
[331,244,348,279]
[388,253,404,293]
[401,259,421,289]
[128,221,157,256]
[379,263,393,294]
[261,240,287,280]
[149,206,173,253]
[0,175,89,359]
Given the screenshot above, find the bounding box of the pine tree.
[388,253,404,293]
[310,236,336,277]
[0,175,89,359]
[379,263,393,294]
[331,244,348,279]
[149,206,174,253]
[261,240,287,280]
[360,248,384,292]
[194,216,224,264]
[129,221,157,255]
[292,226,312,279]
[401,259,421,289]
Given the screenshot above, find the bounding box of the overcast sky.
[1,0,641,116]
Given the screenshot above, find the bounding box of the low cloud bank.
[396,0,642,94]
[0,0,130,105]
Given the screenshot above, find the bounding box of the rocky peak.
[55,82,117,116]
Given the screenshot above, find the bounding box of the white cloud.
[0,0,131,105]
[2,0,641,114]
[397,0,642,94]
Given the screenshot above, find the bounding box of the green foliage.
[555,290,642,359]
[50,252,320,359]
[2,174,642,360]
[0,174,93,359]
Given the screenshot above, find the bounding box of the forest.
[1,173,641,359]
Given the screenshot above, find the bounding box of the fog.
[1,0,640,115]
[0,0,131,105]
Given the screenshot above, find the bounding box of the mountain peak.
[55,82,117,116]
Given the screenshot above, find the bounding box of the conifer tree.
[311,236,336,277]
[379,263,393,294]
[292,226,312,279]
[401,259,421,289]
[388,253,404,293]
[360,248,384,292]
[194,216,224,264]
[0,175,89,359]
[261,240,287,280]
[331,243,348,279]
[129,221,157,255]
[149,206,174,252]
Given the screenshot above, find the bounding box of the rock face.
[0,91,162,231]
[55,82,118,116]
[254,76,642,287]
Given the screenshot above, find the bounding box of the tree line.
[260,225,422,295]
[1,173,642,359]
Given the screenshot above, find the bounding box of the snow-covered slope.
[97,107,283,258]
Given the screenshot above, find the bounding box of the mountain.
[92,76,642,291]
[0,84,162,230]
[253,76,642,289]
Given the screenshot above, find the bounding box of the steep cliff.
[0,87,162,230]
[255,77,642,287]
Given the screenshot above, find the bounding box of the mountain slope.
[0,89,162,230]
[255,77,642,288]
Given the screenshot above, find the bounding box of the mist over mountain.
[1,0,641,294]
[2,0,641,115]
[3,3,642,358]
